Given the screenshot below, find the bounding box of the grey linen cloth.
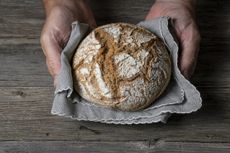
[51,17,202,124]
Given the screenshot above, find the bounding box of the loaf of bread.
[72,23,171,111]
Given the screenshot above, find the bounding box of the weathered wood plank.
[0,44,52,87]
[88,0,153,25]
[0,141,229,153]
[0,87,54,120]
[0,87,229,141]
[155,141,230,153]
[0,0,44,38]
[0,118,229,142]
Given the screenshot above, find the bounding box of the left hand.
[40,0,96,87]
[145,0,201,79]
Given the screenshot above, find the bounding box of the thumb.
[40,33,62,87]
[178,26,200,79]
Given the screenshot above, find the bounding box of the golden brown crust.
[72,23,171,111]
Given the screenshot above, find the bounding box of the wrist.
[155,0,195,7]
[43,0,84,18]
[155,0,196,16]
[43,0,96,27]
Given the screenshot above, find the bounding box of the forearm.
[43,0,78,15]
[155,0,195,5]
[155,0,196,12]
[42,0,96,26]
[154,0,196,16]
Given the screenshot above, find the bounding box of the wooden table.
[0,0,230,152]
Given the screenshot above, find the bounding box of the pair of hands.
[40,0,200,87]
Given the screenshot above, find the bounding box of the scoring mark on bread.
[94,27,120,101]
[72,23,171,111]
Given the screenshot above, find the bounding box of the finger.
[179,27,200,79]
[40,32,62,83]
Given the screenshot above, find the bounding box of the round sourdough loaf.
[72,23,171,111]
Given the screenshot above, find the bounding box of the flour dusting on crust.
[72,23,171,111]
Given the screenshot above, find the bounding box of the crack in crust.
[72,23,171,111]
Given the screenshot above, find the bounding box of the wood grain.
[0,141,229,153]
[0,88,229,142]
[0,45,52,87]
[0,0,230,152]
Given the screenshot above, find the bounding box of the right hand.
[40,0,96,87]
[145,0,200,79]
